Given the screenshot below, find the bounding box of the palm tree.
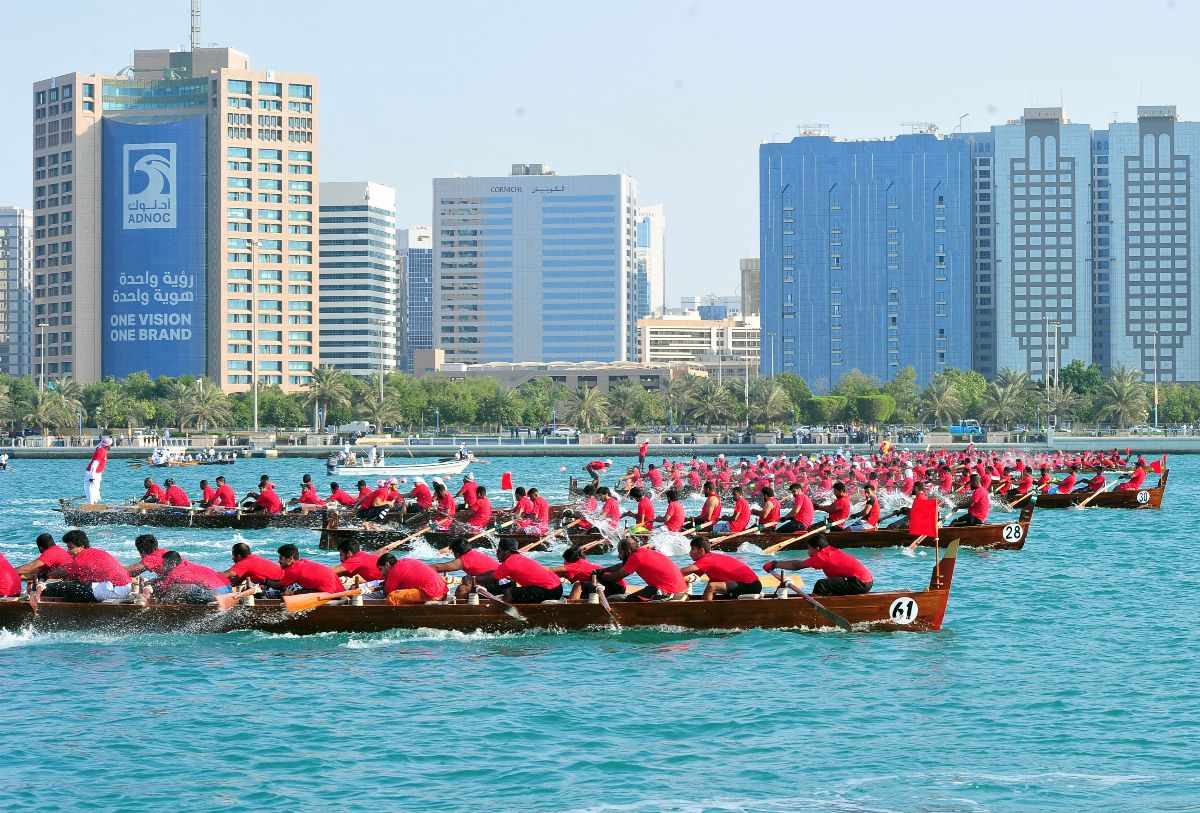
[48,377,84,417]
[663,376,693,428]
[920,377,961,426]
[995,366,1032,393]
[605,382,645,430]
[1095,366,1149,429]
[1044,382,1082,427]
[980,381,1024,428]
[355,374,402,432]
[683,378,737,429]
[304,366,353,431]
[559,385,608,431]
[182,379,232,431]
[160,379,193,428]
[20,390,72,434]
[747,379,791,427]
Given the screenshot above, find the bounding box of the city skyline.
[2,0,1198,295]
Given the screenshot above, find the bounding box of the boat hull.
[329,458,471,478]
[1028,470,1167,509]
[60,502,331,530]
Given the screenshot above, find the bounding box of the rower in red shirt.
[622,487,656,532]
[15,533,73,580]
[199,479,217,508]
[222,542,285,585]
[433,481,457,529]
[161,478,191,507]
[378,554,448,604]
[583,459,612,486]
[694,482,722,531]
[126,534,175,578]
[332,539,382,582]
[253,483,283,515]
[949,474,989,526]
[141,477,167,504]
[764,535,873,596]
[491,539,564,602]
[753,486,781,529]
[268,544,343,594]
[455,474,479,509]
[460,485,493,531]
[327,482,358,508]
[153,551,232,603]
[662,489,687,532]
[714,486,751,533]
[600,538,687,602]
[294,482,327,509]
[600,487,621,530]
[512,487,535,530]
[646,465,664,490]
[1056,467,1079,494]
[815,482,852,530]
[776,483,814,533]
[208,476,237,512]
[0,552,19,597]
[402,477,434,511]
[528,488,551,534]
[574,484,599,530]
[1117,462,1148,491]
[845,483,880,531]
[681,537,761,600]
[38,530,133,602]
[353,480,376,510]
[552,546,626,600]
[1080,467,1107,493]
[432,538,501,600]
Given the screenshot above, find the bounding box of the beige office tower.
[30,47,319,392]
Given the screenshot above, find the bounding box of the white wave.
[0,626,39,650]
[341,627,529,648]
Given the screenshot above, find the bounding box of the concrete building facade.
[318,181,397,378]
[740,258,760,317]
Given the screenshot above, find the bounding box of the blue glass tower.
[759,133,972,389]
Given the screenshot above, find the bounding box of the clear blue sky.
[1,0,1197,299]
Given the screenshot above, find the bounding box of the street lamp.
[435,406,441,436]
[36,322,49,390]
[247,238,259,432]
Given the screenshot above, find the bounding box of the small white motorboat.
[326,455,473,478]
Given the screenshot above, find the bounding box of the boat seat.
[736,594,763,600]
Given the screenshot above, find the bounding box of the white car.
[550,426,579,437]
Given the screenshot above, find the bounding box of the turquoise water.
[1,453,1197,812]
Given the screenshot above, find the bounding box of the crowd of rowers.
[0,524,876,607]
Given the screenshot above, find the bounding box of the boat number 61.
[1136,490,1150,504]
[888,597,917,624]
[1002,523,1023,541]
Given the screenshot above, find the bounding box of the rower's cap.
[464,473,474,481]
[432,477,445,486]
[606,459,613,465]
[100,436,113,447]
[377,479,387,487]
[388,477,399,485]
[414,477,426,485]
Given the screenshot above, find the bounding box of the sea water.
[0,453,1197,812]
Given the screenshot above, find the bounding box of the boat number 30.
[1002,523,1023,541]
[888,597,918,624]
[1136,490,1150,504]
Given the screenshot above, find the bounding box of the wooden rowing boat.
[59,500,334,530]
[0,542,959,634]
[318,507,1033,553]
[1025,469,1167,509]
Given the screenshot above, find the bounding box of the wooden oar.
[283,586,367,613]
[594,576,621,632]
[517,518,584,554]
[377,525,433,555]
[475,584,526,622]
[705,526,761,547]
[775,569,852,631]
[760,518,845,556]
[1076,478,1124,509]
[215,585,260,612]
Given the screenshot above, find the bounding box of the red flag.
[909,496,939,538]
[500,471,513,491]
[1150,460,1162,475]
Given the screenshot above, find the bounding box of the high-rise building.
[638,313,760,378]
[677,294,742,318]
[635,204,667,318]
[1097,106,1200,381]
[964,108,1094,380]
[760,132,972,389]
[400,225,433,373]
[740,258,760,317]
[0,206,34,376]
[432,164,638,363]
[31,47,319,390]
[318,182,397,378]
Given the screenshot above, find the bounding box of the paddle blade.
[215,592,241,612]
[283,590,346,612]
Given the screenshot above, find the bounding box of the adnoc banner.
[101,115,206,378]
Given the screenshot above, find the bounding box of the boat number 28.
[1136,490,1150,504]
[888,597,918,624]
[1002,523,1023,542]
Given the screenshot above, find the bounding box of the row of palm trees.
[558,377,794,431]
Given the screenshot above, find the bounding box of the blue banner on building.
[102,115,206,378]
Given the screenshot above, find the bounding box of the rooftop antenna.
[190,0,201,51]
[901,121,938,135]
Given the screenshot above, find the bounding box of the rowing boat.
[59,500,333,530]
[318,507,1033,553]
[1024,469,1167,509]
[0,542,959,634]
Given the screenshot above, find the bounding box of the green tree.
[181,379,231,430]
[20,389,73,433]
[558,385,609,431]
[774,372,813,408]
[856,394,896,423]
[1044,383,1082,426]
[931,368,987,418]
[476,386,523,430]
[683,378,738,428]
[747,379,792,427]
[920,377,961,427]
[883,366,919,422]
[1095,366,1149,429]
[804,396,848,424]
[304,366,353,430]
[832,369,883,399]
[1059,359,1104,397]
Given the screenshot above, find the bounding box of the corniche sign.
[488,185,567,193]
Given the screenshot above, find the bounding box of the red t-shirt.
[163,485,190,507]
[602,498,621,527]
[585,460,607,472]
[459,481,479,507]
[339,551,382,581]
[459,549,499,576]
[692,551,758,584]
[968,487,990,522]
[87,446,109,474]
[277,559,342,592]
[564,557,627,587]
[729,498,751,532]
[792,492,815,527]
[37,545,73,573]
[66,547,132,586]
[329,488,357,507]
[411,483,433,509]
[202,485,217,504]
[355,485,375,506]
[623,547,686,594]
[215,483,237,508]
[532,496,551,526]
[648,469,663,489]
[160,562,231,591]
[514,496,534,518]
[384,558,448,599]
[140,549,170,576]
[663,501,686,532]
[437,493,456,515]
[698,496,721,524]
[299,489,326,506]
[144,484,167,502]
[467,497,493,529]
[1059,474,1077,493]
[492,552,561,589]
[796,547,873,583]
[228,554,284,584]
[256,488,283,515]
[760,498,781,525]
[636,496,655,528]
[1088,474,1106,492]
[0,553,19,597]
[827,495,852,523]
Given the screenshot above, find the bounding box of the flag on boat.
[908,495,940,538]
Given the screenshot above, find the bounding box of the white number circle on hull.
[1136,490,1150,504]
[1002,522,1023,541]
[888,597,918,624]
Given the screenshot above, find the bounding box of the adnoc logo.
[123,142,176,229]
